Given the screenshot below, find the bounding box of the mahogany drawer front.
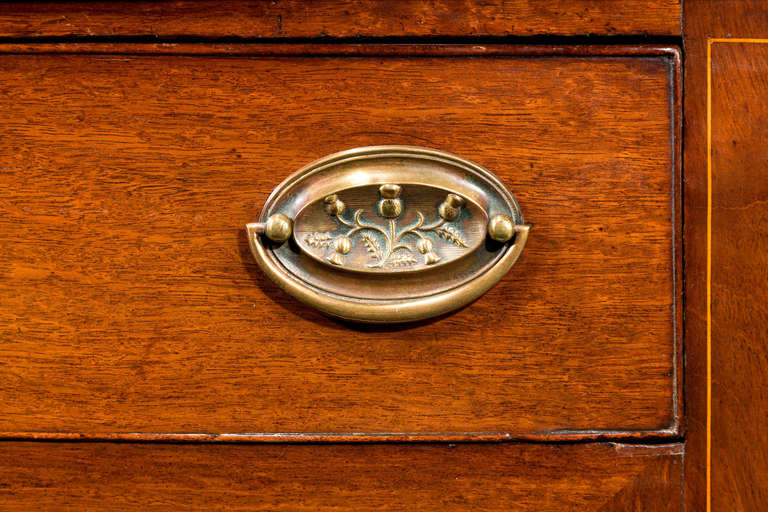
[0,45,680,439]
[0,0,682,38]
[0,442,683,511]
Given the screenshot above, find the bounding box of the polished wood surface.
[0,45,680,439]
[0,442,683,511]
[710,41,768,510]
[0,0,682,39]
[684,1,768,509]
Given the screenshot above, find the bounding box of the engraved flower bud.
[327,253,344,266]
[438,193,465,221]
[424,251,441,265]
[378,184,403,218]
[323,194,345,216]
[417,238,433,254]
[334,236,352,255]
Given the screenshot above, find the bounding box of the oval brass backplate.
[246,146,530,323]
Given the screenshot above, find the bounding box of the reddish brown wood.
[710,42,768,509]
[0,45,680,439]
[684,1,768,509]
[0,0,682,39]
[0,442,683,511]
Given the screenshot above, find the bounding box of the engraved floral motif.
[303,184,468,269]
[303,232,334,248]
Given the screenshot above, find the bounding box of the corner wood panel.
[684,1,768,509]
[0,0,682,38]
[0,44,681,441]
[707,40,768,512]
[708,40,768,511]
[0,442,683,511]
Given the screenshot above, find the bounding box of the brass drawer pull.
[246,146,530,323]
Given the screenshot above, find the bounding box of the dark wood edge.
[0,430,682,444]
[671,47,684,440]
[0,42,680,57]
[0,43,683,444]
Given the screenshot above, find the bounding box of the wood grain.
[710,41,768,510]
[0,45,680,438]
[683,3,768,508]
[0,442,683,511]
[0,0,682,39]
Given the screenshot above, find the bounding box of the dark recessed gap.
[0,34,683,46]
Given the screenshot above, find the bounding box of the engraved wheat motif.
[388,253,417,267]
[304,232,334,248]
[434,225,468,248]
[361,233,383,261]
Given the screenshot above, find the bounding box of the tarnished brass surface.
[488,214,516,243]
[246,146,529,323]
[296,184,483,272]
[263,213,293,243]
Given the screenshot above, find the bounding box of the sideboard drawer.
[0,44,680,439]
[0,442,684,511]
